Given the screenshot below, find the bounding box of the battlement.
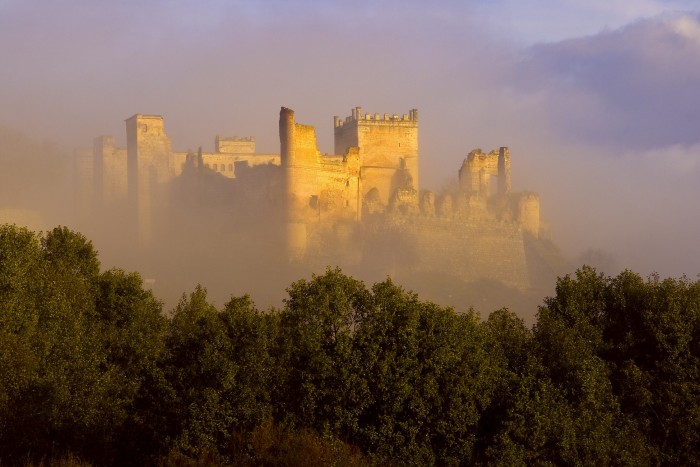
[334,106,419,198]
[334,107,418,128]
[215,135,256,154]
[84,106,550,294]
[216,136,255,142]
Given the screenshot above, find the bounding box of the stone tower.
[279,107,324,259]
[126,114,173,247]
[334,107,419,205]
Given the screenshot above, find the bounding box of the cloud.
[472,0,700,43]
[464,12,700,278]
[638,143,700,173]
[672,13,700,42]
[514,12,700,150]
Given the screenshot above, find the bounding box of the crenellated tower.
[79,105,557,294]
[334,107,418,206]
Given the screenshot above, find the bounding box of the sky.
[0,0,699,278]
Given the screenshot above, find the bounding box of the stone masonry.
[84,106,545,290]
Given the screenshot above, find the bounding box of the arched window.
[228,164,233,172]
[220,164,225,171]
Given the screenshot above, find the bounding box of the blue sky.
[0,0,698,276]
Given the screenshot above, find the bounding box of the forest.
[0,224,698,466]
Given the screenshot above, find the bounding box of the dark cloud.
[517,13,700,150]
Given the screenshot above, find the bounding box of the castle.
[82,106,554,292]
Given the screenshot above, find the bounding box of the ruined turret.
[459,147,511,197]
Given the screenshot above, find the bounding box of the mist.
[1,1,699,319]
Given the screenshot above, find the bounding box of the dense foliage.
[1,224,699,465]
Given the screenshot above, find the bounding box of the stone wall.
[93,135,128,208]
[316,155,360,222]
[458,148,511,197]
[85,106,546,294]
[518,193,540,237]
[126,114,173,246]
[169,151,281,179]
[334,107,419,203]
[363,215,530,290]
[215,136,255,154]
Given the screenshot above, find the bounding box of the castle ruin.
[81,106,556,292]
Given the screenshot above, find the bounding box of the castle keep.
[85,107,549,291]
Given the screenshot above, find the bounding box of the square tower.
[125,114,173,247]
[334,107,418,204]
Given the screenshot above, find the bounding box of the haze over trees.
[0,224,699,465]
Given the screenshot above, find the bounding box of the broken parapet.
[458,147,511,197]
[215,135,255,154]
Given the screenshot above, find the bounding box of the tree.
[477,308,533,462]
[601,271,700,464]
[0,225,169,465]
[276,268,372,437]
[42,226,100,280]
[520,267,651,465]
[0,226,43,458]
[0,225,122,463]
[0,224,43,336]
[219,294,278,432]
[354,279,490,464]
[94,268,169,464]
[165,286,277,460]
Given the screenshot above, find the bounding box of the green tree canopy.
[1,225,699,466]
